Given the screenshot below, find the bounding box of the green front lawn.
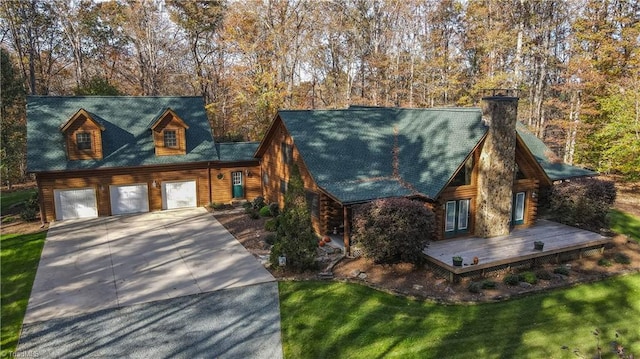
[0,189,37,215]
[610,209,640,242]
[280,275,640,358]
[0,231,46,356]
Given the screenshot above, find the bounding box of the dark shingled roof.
[27,96,256,172]
[216,142,260,162]
[516,123,596,181]
[276,107,596,204]
[278,107,487,204]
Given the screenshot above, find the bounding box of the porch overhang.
[424,220,610,282]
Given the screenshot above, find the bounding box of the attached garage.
[110,184,150,215]
[162,180,197,210]
[54,188,98,220]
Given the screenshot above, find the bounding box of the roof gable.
[59,108,105,133]
[270,107,487,203]
[27,96,218,172]
[516,123,595,181]
[148,108,190,131]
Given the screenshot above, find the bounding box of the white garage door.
[110,184,149,215]
[162,180,197,210]
[54,188,98,221]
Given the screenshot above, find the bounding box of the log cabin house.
[254,94,595,253]
[27,96,261,222]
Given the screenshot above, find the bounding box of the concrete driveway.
[23,207,275,323]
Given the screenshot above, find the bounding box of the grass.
[0,189,36,215]
[610,209,640,242]
[0,231,46,357]
[279,275,640,359]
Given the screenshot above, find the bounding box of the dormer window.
[149,108,189,156]
[163,130,177,148]
[76,132,92,150]
[60,108,104,160]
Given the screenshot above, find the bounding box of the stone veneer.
[475,95,518,237]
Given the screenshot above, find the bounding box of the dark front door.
[232,171,244,198]
[445,199,470,238]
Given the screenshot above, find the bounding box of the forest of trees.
[1,0,639,186]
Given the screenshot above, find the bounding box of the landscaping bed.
[214,206,640,303]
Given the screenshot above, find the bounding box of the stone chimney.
[475,90,519,238]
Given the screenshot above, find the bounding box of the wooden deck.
[424,220,610,281]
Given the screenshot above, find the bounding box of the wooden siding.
[36,161,260,222]
[64,116,103,160]
[210,164,262,203]
[153,114,187,156]
[434,138,544,240]
[259,117,324,234]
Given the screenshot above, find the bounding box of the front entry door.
[445,199,470,238]
[232,171,244,198]
[512,192,526,225]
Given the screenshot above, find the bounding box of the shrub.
[269,165,318,271]
[20,192,39,222]
[351,197,436,264]
[268,203,279,217]
[503,274,520,286]
[553,266,570,276]
[248,209,260,219]
[265,218,279,232]
[468,282,482,293]
[208,202,227,210]
[519,271,538,285]
[546,178,616,233]
[242,202,252,209]
[259,206,272,217]
[481,280,497,289]
[252,196,266,209]
[614,253,631,264]
[20,207,37,222]
[535,270,553,280]
[598,258,613,267]
[264,233,277,245]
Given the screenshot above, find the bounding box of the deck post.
[343,206,350,255]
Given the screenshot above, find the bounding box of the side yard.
[0,232,46,356]
[279,275,640,358]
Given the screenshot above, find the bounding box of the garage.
[53,188,98,221]
[162,180,197,210]
[110,184,149,215]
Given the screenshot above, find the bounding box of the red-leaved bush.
[352,197,436,264]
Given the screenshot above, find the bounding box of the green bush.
[20,192,39,221]
[20,207,37,222]
[546,178,616,233]
[468,282,482,293]
[265,218,279,232]
[598,258,613,267]
[264,233,277,245]
[352,197,436,264]
[519,271,538,285]
[247,208,260,219]
[268,203,279,217]
[503,274,520,286]
[481,280,497,289]
[269,165,318,271]
[259,206,272,217]
[614,253,631,264]
[252,196,266,209]
[553,266,570,276]
[535,270,553,280]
